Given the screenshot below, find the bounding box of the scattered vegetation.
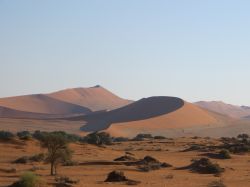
[114,155,137,162]
[187,158,224,174]
[9,172,44,187]
[55,176,79,186]
[153,135,166,140]
[105,170,140,185]
[33,131,81,143]
[220,134,250,154]
[132,134,153,141]
[208,180,226,187]
[218,149,231,159]
[0,131,14,140]
[84,132,112,145]
[14,154,45,164]
[113,137,130,142]
[17,131,32,140]
[137,156,172,172]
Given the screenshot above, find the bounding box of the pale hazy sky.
[0,0,250,105]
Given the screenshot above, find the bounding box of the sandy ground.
[1,137,250,187]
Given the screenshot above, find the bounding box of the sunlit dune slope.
[48,85,132,111]
[0,94,91,115]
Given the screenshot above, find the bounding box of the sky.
[0,0,250,105]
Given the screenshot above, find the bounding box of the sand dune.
[106,102,221,137]
[195,101,250,119]
[0,94,91,115]
[77,96,223,137]
[48,85,132,111]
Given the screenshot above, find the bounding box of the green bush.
[9,172,43,187]
[0,131,14,140]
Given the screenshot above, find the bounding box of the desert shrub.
[113,137,130,142]
[49,131,81,142]
[14,153,45,164]
[84,132,112,145]
[55,176,79,185]
[132,156,172,172]
[114,155,137,161]
[218,149,231,159]
[14,156,30,164]
[9,172,43,187]
[135,134,153,139]
[17,131,32,140]
[182,145,203,152]
[0,131,14,140]
[154,136,166,140]
[227,144,250,153]
[237,133,249,140]
[33,131,81,143]
[188,158,224,174]
[138,164,161,172]
[208,180,226,187]
[29,153,45,162]
[62,160,79,166]
[32,131,48,141]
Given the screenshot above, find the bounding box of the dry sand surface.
[1,137,250,187]
[0,118,85,135]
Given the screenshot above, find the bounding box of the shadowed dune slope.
[195,101,250,119]
[79,96,187,132]
[0,94,91,115]
[105,102,221,137]
[47,85,132,111]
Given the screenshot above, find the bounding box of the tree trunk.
[50,162,54,176]
[55,164,57,175]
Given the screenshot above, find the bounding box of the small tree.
[84,132,112,145]
[40,133,72,176]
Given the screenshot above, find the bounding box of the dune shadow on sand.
[80,96,184,132]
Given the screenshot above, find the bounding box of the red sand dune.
[48,85,132,111]
[0,94,91,115]
[77,96,222,137]
[0,106,65,119]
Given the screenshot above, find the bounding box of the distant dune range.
[0,86,131,119]
[0,86,249,138]
[195,101,250,119]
